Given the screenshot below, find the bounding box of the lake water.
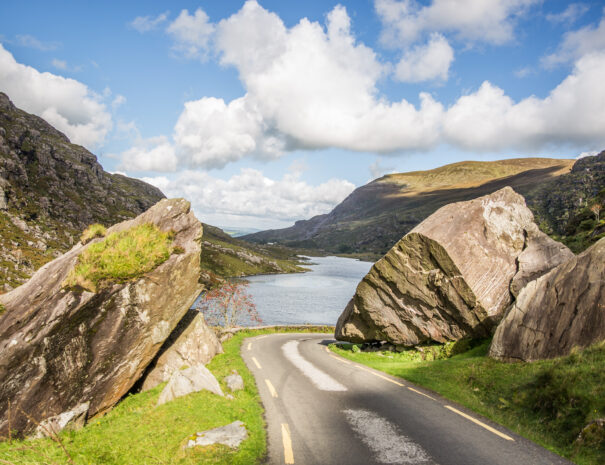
[242,256,373,325]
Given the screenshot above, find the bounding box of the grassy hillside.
[331,341,605,465]
[201,223,308,278]
[243,158,575,259]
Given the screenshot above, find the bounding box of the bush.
[64,223,177,292]
[80,223,107,244]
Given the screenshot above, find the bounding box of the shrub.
[64,223,177,292]
[80,223,107,244]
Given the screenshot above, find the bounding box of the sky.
[1,0,604,230]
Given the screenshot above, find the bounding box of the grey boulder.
[224,370,244,392]
[157,365,223,406]
[186,421,248,449]
[31,402,89,439]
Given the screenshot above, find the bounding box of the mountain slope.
[242,158,575,258]
[0,92,165,290]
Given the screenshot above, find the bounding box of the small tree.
[196,280,262,328]
[590,203,602,222]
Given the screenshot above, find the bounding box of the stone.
[31,402,89,439]
[489,238,605,362]
[140,310,223,391]
[186,421,248,449]
[335,187,571,346]
[157,365,224,406]
[0,198,203,436]
[224,370,244,392]
[575,419,605,448]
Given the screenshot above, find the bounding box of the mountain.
[0,92,165,290]
[242,158,577,259]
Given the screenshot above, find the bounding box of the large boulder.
[157,365,223,406]
[140,309,223,391]
[0,198,203,436]
[335,187,572,346]
[489,238,605,361]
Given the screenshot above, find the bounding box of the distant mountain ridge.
[242,158,578,258]
[0,92,165,290]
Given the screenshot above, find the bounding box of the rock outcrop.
[140,309,223,391]
[157,365,223,406]
[489,238,605,362]
[0,198,203,436]
[335,187,572,346]
[186,421,248,449]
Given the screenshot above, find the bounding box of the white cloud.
[166,8,214,60]
[130,12,169,33]
[542,14,605,67]
[51,58,67,70]
[375,0,538,46]
[16,34,59,51]
[444,52,605,151]
[0,44,111,148]
[576,150,598,159]
[546,3,589,25]
[394,33,454,82]
[120,136,178,172]
[369,158,396,179]
[111,95,126,110]
[142,168,356,228]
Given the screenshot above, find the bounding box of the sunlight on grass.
[80,223,107,245]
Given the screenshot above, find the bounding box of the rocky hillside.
[201,223,307,277]
[242,158,575,258]
[0,92,165,290]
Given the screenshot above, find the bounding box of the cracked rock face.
[0,198,203,436]
[335,187,571,346]
[489,238,605,362]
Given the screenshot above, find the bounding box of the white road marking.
[281,423,294,464]
[265,379,278,398]
[343,409,434,465]
[359,366,405,387]
[408,387,436,400]
[252,357,262,369]
[247,342,252,350]
[444,405,514,441]
[282,341,347,391]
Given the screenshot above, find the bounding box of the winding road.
[243,333,572,465]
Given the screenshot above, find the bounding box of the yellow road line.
[444,406,514,441]
[329,354,351,365]
[359,366,405,387]
[265,379,278,398]
[408,387,436,400]
[257,335,268,340]
[281,423,294,464]
[324,346,330,353]
[251,357,262,369]
[247,342,252,351]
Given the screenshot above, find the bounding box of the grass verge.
[64,223,176,292]
[330,340,605,465]
[0,327,332,465]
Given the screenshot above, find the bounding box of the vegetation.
[330,340,605,465]
[197,281,262,328]
[0,327,333,465]
[0,302,5,315]
[80,223,107,244]
[63,223,177,292]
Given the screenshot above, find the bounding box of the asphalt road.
[242,333,572,465]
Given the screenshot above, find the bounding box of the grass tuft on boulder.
[80,223,107,245]
[64,223,177,292]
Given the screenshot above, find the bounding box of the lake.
[242,256,373,325]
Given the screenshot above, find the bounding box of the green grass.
[330,340,605,465]
[64,223,176,292]
[80,223,107,244]
[0,302,5,315]
[0,327,333,464]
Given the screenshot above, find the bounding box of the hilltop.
[242,158,575,258]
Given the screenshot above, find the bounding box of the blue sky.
[1,0,604,229]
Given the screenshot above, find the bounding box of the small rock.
[224,370,244,392]
[226,394,234,400]
[31,402,89,439]
[158,365,223,406]
[575,418,605,448]
[186,421,248,449]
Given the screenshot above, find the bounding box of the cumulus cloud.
[142,169,356,228]
[375,0,538,46]
[444,52,605,151]
[394,33,454,82]
[120,136,178,172]
[166,8,214,60]
[130,12,169,33]
[545,3,589,25]
[0,44,111,148]
[542,14,605,67]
